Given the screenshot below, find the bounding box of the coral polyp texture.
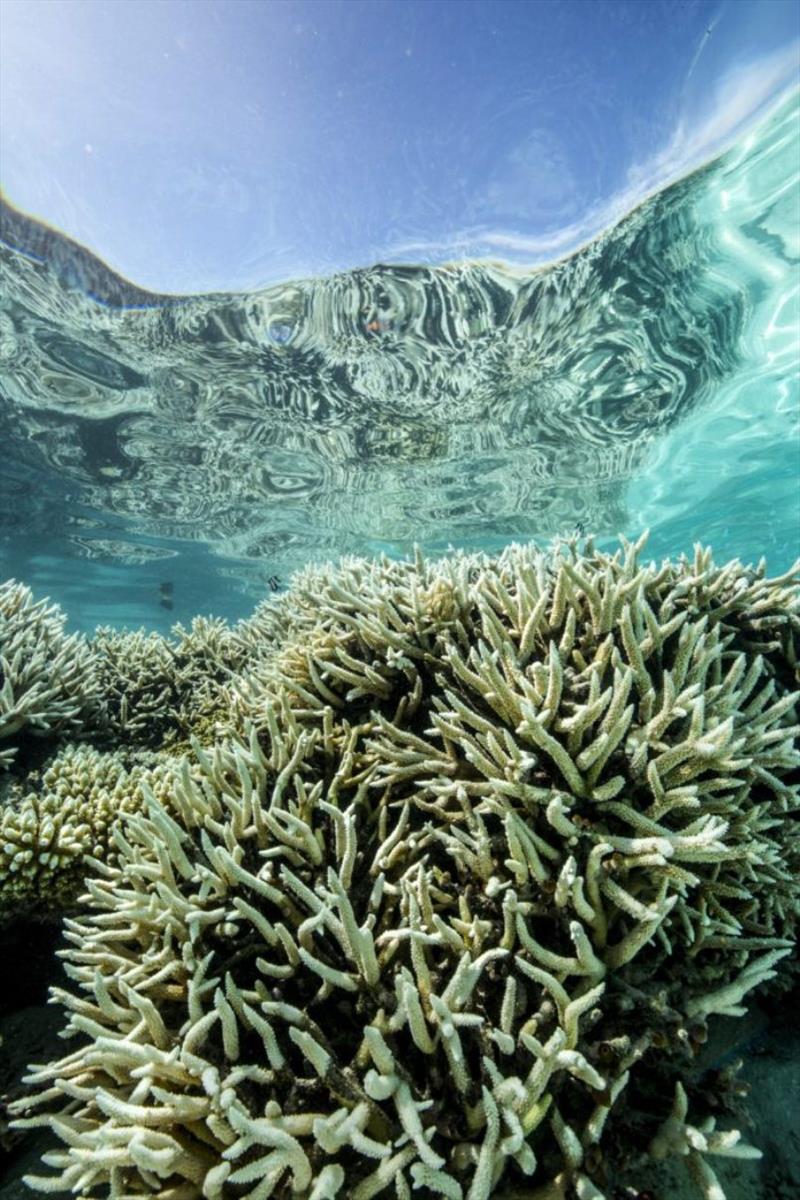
[0,743,177,915]
[4,536,800,1200]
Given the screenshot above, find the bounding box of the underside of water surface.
[0,90,797,633]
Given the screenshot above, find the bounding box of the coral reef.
[0,583,105,772]
[0,744,177,917]
[0,612,249,917]
[92,616,247,749]
[5,536,798,1199]
[90,627,179,746]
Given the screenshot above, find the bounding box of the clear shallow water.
[0,90,797,633]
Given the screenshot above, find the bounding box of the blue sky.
[1,0,797,293]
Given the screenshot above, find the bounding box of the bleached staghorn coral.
[89,626,177,747]
[172,616,251,688]
[9,536,800,1199]
[0,581,105,771]
[0,609,260,918]
[92,617,247,749]
[648,1079,763,1199]
[0,610,248,918]
[0,743,178,917]
[168,617,254,746]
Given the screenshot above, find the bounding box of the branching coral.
[0,743,178,916]
[8,536,798,1200]
[648,1079,763,1198]
[90,626,179,745]
[0,581,105,771]
[92,617,248,749]
[0,608,252,919]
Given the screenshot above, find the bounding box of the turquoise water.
[0,89,797,633]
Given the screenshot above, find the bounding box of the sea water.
[0,89,797,634]
[0,74,799,1200]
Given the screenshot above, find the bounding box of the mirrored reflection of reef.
[2,92,788,586]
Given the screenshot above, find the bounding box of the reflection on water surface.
[0,92,797,628]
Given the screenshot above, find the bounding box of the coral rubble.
[2,536,798,1199]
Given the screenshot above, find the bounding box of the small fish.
[159,597,174,611]
[362,315,393,335]
[268,575,282,592]
[159,580,174,597]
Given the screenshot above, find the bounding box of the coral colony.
[0,534,798,1200]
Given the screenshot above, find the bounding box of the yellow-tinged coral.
[6,535,799,1200]
[0,608,248,917]
[0,743,177,916]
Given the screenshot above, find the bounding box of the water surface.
[0,90,797,631]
